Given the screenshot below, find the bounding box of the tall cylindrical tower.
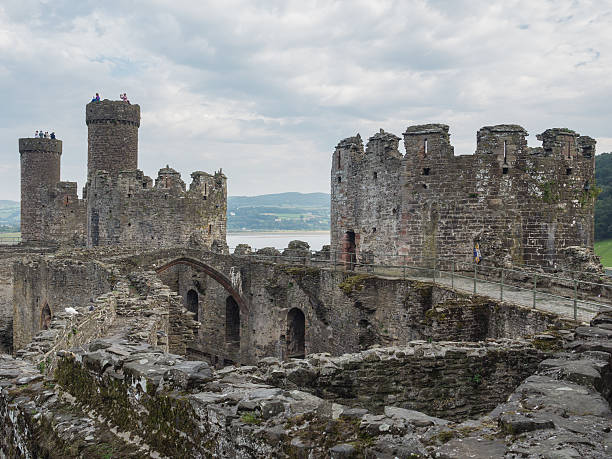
[19,137,62,242]
[86,100,140,177]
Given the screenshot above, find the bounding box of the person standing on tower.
[35,130,38,138]
[50,132,56,139]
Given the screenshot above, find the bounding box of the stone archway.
[154,257,248,315]
[287,308,305,359]
[185,289,199,321]
[41,304,52,330]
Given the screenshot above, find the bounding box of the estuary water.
[227,231,330,251]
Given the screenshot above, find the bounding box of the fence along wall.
[331,124,597,271]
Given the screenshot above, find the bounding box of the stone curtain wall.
[331,124,597,269]
[256,340,545,421]
[86,100,140,177]
[12,255,114,350]
[86,168,227,249]
[148,250,568,366]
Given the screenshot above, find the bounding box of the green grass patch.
[595,239,612,267]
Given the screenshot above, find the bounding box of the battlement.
[87,166,227,249]
[85,100,140,126]
[537,128,580,158]
[18,138,62,154]
[331,122,597,270]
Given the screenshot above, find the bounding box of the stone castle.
[331,124,598,270]
[19,99,227,250]
[1,112,610,457]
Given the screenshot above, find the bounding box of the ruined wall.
[155,250,568,366]
[19,138,87,246]
[331,124,597,269]
[257,340,545,421]
[86,167,227,249]
[12,255,114,350]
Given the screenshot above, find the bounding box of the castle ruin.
[19,100,227,250]
[331,124,598,270]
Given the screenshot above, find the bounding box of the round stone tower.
[86,100,140,177]
[19,137,62,242]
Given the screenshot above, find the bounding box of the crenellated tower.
[86,100,140,177]
[18,137,62,242]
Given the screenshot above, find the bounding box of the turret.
[86,100,140,178]
[155,165,185,191]
[403,124,453,159]
[536,128,579,159]
[19,137,62,242]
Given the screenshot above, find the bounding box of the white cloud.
[0,0,611,201]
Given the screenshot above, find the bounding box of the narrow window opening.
[567,141,571,159]
[502,166,509,175]
[422,183,428,189]
[503,140,508,164]
[287,308,305,359]
[142,182,147,189]
[186,289,199,321]
[392,208,397,215]
[337,152,341,169]
[422,168,430,176]
[225,297,240,345]
[566,168,572,176]
[208,224,212,234]
[373,171,377,180]
[372,227,376,233]
[337,176,342,183]
[424,138,428,156]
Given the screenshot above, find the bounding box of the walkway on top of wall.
[380,268,603,323]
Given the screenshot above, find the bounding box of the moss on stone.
[338,274,372,294]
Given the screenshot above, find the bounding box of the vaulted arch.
[154,257,248,315]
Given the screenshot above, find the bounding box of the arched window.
[41,304,52,330]
[186,289,199,321]
[225,297,240,344]
[287,308,305,358]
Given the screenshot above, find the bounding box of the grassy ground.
[595,239,612,267]
[0,232,20,238]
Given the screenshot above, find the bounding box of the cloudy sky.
[1,0,611,201]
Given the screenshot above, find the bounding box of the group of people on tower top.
[34,130,55,139]
[89,92,131,104]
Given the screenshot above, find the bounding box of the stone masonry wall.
[150,249,569,366]
[86,167,227,249]
[331,124,597,270]
[12,255,114,350]
[255,340,545,421]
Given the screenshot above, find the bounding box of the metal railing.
[233,248,612,322]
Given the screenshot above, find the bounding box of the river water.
[227,231,330,251]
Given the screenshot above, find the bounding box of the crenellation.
[333,123,599,270]
[19,98,226,251]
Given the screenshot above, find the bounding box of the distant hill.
[0,200,19,232]
[228,192,330,231]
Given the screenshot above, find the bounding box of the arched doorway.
[287,308,305,358]
[225,296,240,346]
[185,289,199,321]
[41,304,52,330]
